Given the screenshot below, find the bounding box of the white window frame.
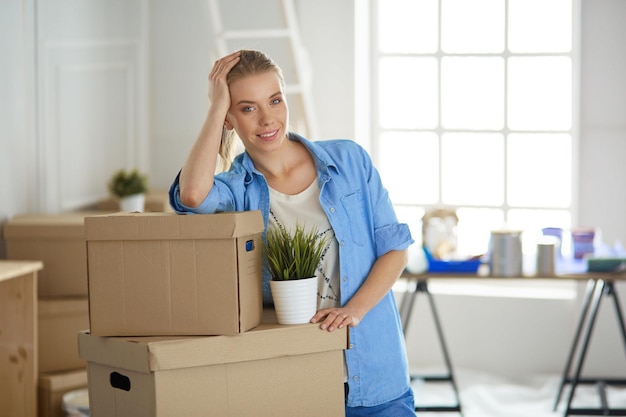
[356,0,582,298]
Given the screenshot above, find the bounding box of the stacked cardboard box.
[84,211,265,337]
[3,212,100,417]
[38,298,89,373]
[81,211,349,417]
[96,189,173,213]
[38,369,88,417]
[4,212,97,297]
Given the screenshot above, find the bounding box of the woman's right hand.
[208,51,241,111]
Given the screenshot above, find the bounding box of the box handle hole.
[110,372,131,391]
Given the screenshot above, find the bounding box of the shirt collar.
[239,132,339,179]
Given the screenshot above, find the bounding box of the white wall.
[578,0,626,247]
[36,0,149,213]
[0,0,149,222]
[0,0,37,257]
[1,0,624,378]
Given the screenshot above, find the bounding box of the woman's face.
[225,71,289,154]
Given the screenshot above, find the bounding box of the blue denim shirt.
[169,133,414,407]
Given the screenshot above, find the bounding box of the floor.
[412,368,626,417]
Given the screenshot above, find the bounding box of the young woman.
[169,49,416,416]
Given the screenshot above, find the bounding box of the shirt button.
[349,343,354,349]
[329,207,335,213]
[343,277,348,283]
[353,375,359,381]
[340,240,345,246]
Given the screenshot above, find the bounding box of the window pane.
[368,0,575,263]
[442,57,504,130]
[378,0,438,53]
[507,134,572,207]
[442,0,504,53]
[379,57,439,129]
[508,57,572,130]
[441,133,504,205]
[508,209,572,231]
[509,0,572,53]
[457,208,505,256]
[379,131,439,205]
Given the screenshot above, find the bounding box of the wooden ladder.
[207,0,318,139]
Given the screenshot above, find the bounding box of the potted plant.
[108,169,148,212]
[264,222,329,324]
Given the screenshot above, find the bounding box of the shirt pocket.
[340,190,369,246]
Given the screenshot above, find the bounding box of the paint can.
[489,230,523,277]
[536,236,558,276]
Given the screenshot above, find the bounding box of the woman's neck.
[253,140,317,195]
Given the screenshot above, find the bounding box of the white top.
[268,180,341,310]
[269,180,347,381]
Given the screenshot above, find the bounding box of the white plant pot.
[270,276,318,325]
[119,193,145,212]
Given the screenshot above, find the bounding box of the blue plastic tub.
[424,249,482,273]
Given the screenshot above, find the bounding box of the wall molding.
[38,38,147,212]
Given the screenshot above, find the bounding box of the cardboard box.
[85,211,264,336]
[3,212,108,297]
[78,321,348,417]
[97,190,173,213]
[39,297,89,373]
[0,260,42,417]
[38,368,88,417]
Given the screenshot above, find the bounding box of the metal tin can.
[489,230,523,277]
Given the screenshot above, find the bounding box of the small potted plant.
[264,222,329,324]
[108,169,148,212]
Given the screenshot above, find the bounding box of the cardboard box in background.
[97,189,173,213]
[3,212,109,297]
[39,297,89,373]
[38,368,88,417]
[78,321,348,417]
[85,211,264,336]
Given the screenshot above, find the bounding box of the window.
[359,0,578,259]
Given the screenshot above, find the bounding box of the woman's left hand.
[311,308,361,332]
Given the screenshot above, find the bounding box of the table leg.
[404,280,463,416]
[425,284,463,415]
[553,279,596,411]
[399,278,419,335]
[562,279,605,416]
[560,280,626,416]
[607,283,626,355]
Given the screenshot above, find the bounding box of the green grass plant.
[264,222,329,281]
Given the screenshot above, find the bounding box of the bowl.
[586,257,626,273]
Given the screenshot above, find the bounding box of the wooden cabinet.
[0,261,43,417]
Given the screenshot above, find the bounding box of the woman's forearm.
[345,249,408,322]
[179,51,241,208]
[178,110,224,208]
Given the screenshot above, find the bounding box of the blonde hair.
[217,50,286,172]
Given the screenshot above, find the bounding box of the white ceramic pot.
[270,276,318,325]
[119,193,145,212]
